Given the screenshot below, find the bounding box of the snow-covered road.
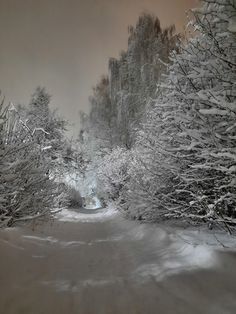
[1,207,236,314]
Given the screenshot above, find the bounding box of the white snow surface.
[56,206,118,223]
[228,18,236,33]
[132,243,217,283]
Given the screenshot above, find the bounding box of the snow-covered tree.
[80,14,179,154]
[123,0,236,228]
[96,147,133,204]
[108,14,179,148]
[24,87,71,183]
[79,14,179,203]
[87,76,114,155]
[0,101,62,227]
[26,87,67,162]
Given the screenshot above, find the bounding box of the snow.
[0,238,25,251]
[42,146,52,151]
[41,278,120,292]
[131,226,236,283]
[199,108,230,116]
[22,235,87,247]
[22,235,58,244]
[56,206,118,223]
[132,243,215,282]
[228,18,236,33]
[32,127,50,135]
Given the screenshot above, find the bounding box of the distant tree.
[25,87,70,182]
[96,147,132,203]
[27,87,50,128]
[88,76,114,154]
[77,14,180,205]
[81,13,179,155]
[108,13,179,147]
[26,87,67,160]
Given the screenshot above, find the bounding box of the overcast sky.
[0,0,198,136]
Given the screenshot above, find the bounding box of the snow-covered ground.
[1,206,236,313]
[56,205,118,223]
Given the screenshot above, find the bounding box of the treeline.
[0,87,76,227]
[81,14,178,153]
[80,0,236,230]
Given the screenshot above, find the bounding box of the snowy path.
[1,207,236,314]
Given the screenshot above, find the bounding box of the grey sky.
[0,0,198,136]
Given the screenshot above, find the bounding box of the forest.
[0,0,236,231]
[79,0,236,231]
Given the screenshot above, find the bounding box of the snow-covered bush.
[0,98,68,227]
[96,147,133,204]
[124,0,236,227]
[120,143,178,221]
